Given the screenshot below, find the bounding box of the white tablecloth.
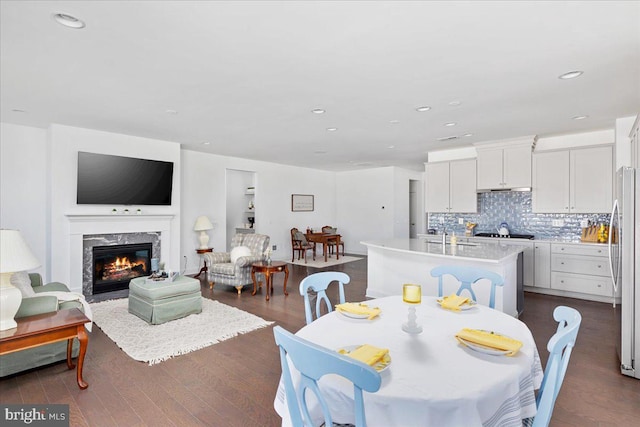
[274,296,543,427]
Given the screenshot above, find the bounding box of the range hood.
[476,187,531,193]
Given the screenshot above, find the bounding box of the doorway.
[225,169,256,249]
[409,179,421,238]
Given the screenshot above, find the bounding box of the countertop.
[361,238,527,263]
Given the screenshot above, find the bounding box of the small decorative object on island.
[193,215,214,249]
[402,283,423,334]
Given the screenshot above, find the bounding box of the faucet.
[441,228,447,245]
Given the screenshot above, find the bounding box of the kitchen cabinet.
[532,145,613,213]
[475,139,533,191]
[549,243,612,300]
[533,242,551,289]
[425,159,477,213]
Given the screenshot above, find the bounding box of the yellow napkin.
[335,302,381,320]
[455,328,523,356]
[439,293,470,311]
[341,344,389,366]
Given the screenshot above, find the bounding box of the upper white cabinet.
[532,145,613,213]
[474,137,534,191]
[425,159,477,213]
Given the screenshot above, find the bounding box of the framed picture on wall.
[291,194,314,212]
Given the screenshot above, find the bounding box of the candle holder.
[402,283,423,334]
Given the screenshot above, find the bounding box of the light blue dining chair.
[430,265,504,308]
[299,271,350,325]
[531,306,582,427]
[273,326,381,427]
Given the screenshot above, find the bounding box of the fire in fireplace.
[93,243,152,294]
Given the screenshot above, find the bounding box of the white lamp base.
[0,273,23,331]
[198,231,210,249]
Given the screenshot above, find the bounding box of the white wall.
[180,150,337,271]
[48,124,182,288]
[335,167,423,255]
[0,123,49,278]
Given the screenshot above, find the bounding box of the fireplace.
[92,243,152,294]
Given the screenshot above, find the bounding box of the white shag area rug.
[91,298,273,365]
[289,255,363,268]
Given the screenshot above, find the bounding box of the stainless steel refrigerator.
[608,167,640,379]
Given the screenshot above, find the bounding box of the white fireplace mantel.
[66,214,175,294]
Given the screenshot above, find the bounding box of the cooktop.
[474,233,535,240]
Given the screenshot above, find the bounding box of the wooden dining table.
[274,295,543,426]
[305,232,341,262]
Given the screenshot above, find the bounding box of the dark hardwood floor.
[1,257,639,426]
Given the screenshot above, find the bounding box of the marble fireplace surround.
[67,214,174,296]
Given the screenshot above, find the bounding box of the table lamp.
[193,216,214,249]
[0,229,41,331]
[402,283,423,334]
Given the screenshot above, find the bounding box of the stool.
[128,275,202,325]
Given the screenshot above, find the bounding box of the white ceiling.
[1,1,639,171]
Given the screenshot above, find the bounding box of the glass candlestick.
[402,284,423,334]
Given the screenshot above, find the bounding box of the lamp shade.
[0,229,40,273]
[0,229,40,331]
[193,216,213,231]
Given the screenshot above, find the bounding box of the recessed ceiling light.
[387,145,395,149]
[12,109,27,113]
[559,71,583,80]
[314,150,327,154]
[448,101,461,106]
[53,13,85,29]
[202,142,211,145]
[572,115,589,120]
[389,120,400,124]
[311,108,325,114]
[165,109,178,115]
[416,106,431,112]
[463,133,473,137]
[326,127,338,132]
[444,122,457,127]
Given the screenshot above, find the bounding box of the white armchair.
[205,233,270,294]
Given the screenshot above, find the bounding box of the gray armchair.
[205,233,270,294]
[1,273,84,377]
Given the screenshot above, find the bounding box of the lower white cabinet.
[549,243,612,299]
[533,242,551,289]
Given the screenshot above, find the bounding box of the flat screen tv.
[77,152,174,205]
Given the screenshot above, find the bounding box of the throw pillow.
[230,246,252,263]
[10,271,36,297]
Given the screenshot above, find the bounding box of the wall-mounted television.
[77,152,174,205]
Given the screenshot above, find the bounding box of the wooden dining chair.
[321,225,345,256]
[532,306,582,427]
[299,271,350,325]
[430,265,504,309]
[273,326,381,427]
[291,228,315,263]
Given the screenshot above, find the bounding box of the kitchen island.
[361,238,527,317]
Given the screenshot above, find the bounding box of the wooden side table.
[0,308,90,389]
[251,261,289,301]
[193,247,213,279]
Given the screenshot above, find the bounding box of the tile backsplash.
[427,192,610,240]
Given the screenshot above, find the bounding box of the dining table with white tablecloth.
[274,295,544,427]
